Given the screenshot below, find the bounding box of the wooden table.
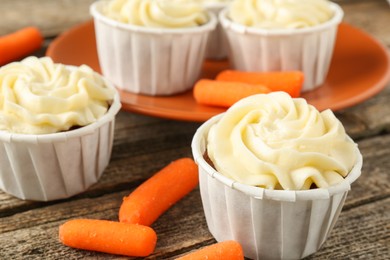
[1,0,390,259]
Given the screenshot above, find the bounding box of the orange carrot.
[176,241,244,260]
[216,70,304,97]
[193,79,271,108]
[59,219,157,257]
[119,158,199,226]
[0,27,43,66]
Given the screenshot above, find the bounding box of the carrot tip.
[177,240,244,260]
[0,26,43,66]
[119,158,199,226]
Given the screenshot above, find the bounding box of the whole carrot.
[216,70,304,97]
[119,158,199,226]
[176,240,244,260]
[0,27,43,66]
[193,79,271,108]
[59,219,157,257]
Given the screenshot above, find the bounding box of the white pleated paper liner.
[204,2,229,60]
[90,0,217,96]
[191,114,362,260]
[219,3,344,92]
[0,80,121,201]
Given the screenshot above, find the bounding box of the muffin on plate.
[0,56,121,201]
[191,92,362,259]
[90,0,217,96]
[202,0,231,60]
[219,0,343,91]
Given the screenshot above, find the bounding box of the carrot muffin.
[219,0,343,91]
[192,92,362,259]
[90,0,217,95]
[0,56,121,201]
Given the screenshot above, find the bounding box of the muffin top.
[103,0,209,28]
[228,0,334,29]
[207,92,357,190]
[0,57,115,135]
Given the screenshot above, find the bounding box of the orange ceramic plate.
[47,20,390,122]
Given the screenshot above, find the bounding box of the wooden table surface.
[1,0,390,259]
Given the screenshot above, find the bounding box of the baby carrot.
[119,158,199,226]
[216,70,304,97]
[193,79,271,108]
[0,27,43,66]
[176,240,244,260]
[59,219,157,257]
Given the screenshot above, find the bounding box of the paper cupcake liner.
[204,2,229,60]
[0,81,121,201]
[219,3,344,92]
[90,1,217,96]
[191,114,362,259]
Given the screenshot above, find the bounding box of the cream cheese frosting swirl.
[203,0,231,3]
[207,92,357,190]
[104,0,209,28]
[0,57,115,135]
[229,0,334,29]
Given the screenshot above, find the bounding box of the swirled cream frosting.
[0,57,115,135]
[203,0,231,4]
[207,92,357,190]
[229,0,334,29]
[104,0,209,28]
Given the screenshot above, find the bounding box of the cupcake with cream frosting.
[220,0,343,91]
[90,0,217,95]
[0,56,121,201]
[192,92,362,259]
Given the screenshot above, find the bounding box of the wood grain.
[0,142,389,259]
[1,120,389,259]
[337,85,390,140]
[1,0,390,259]
[0,0,95,37]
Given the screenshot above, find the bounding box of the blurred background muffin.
[220,0,343,92]
[202,0,231,60]
[91,0,217,96]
